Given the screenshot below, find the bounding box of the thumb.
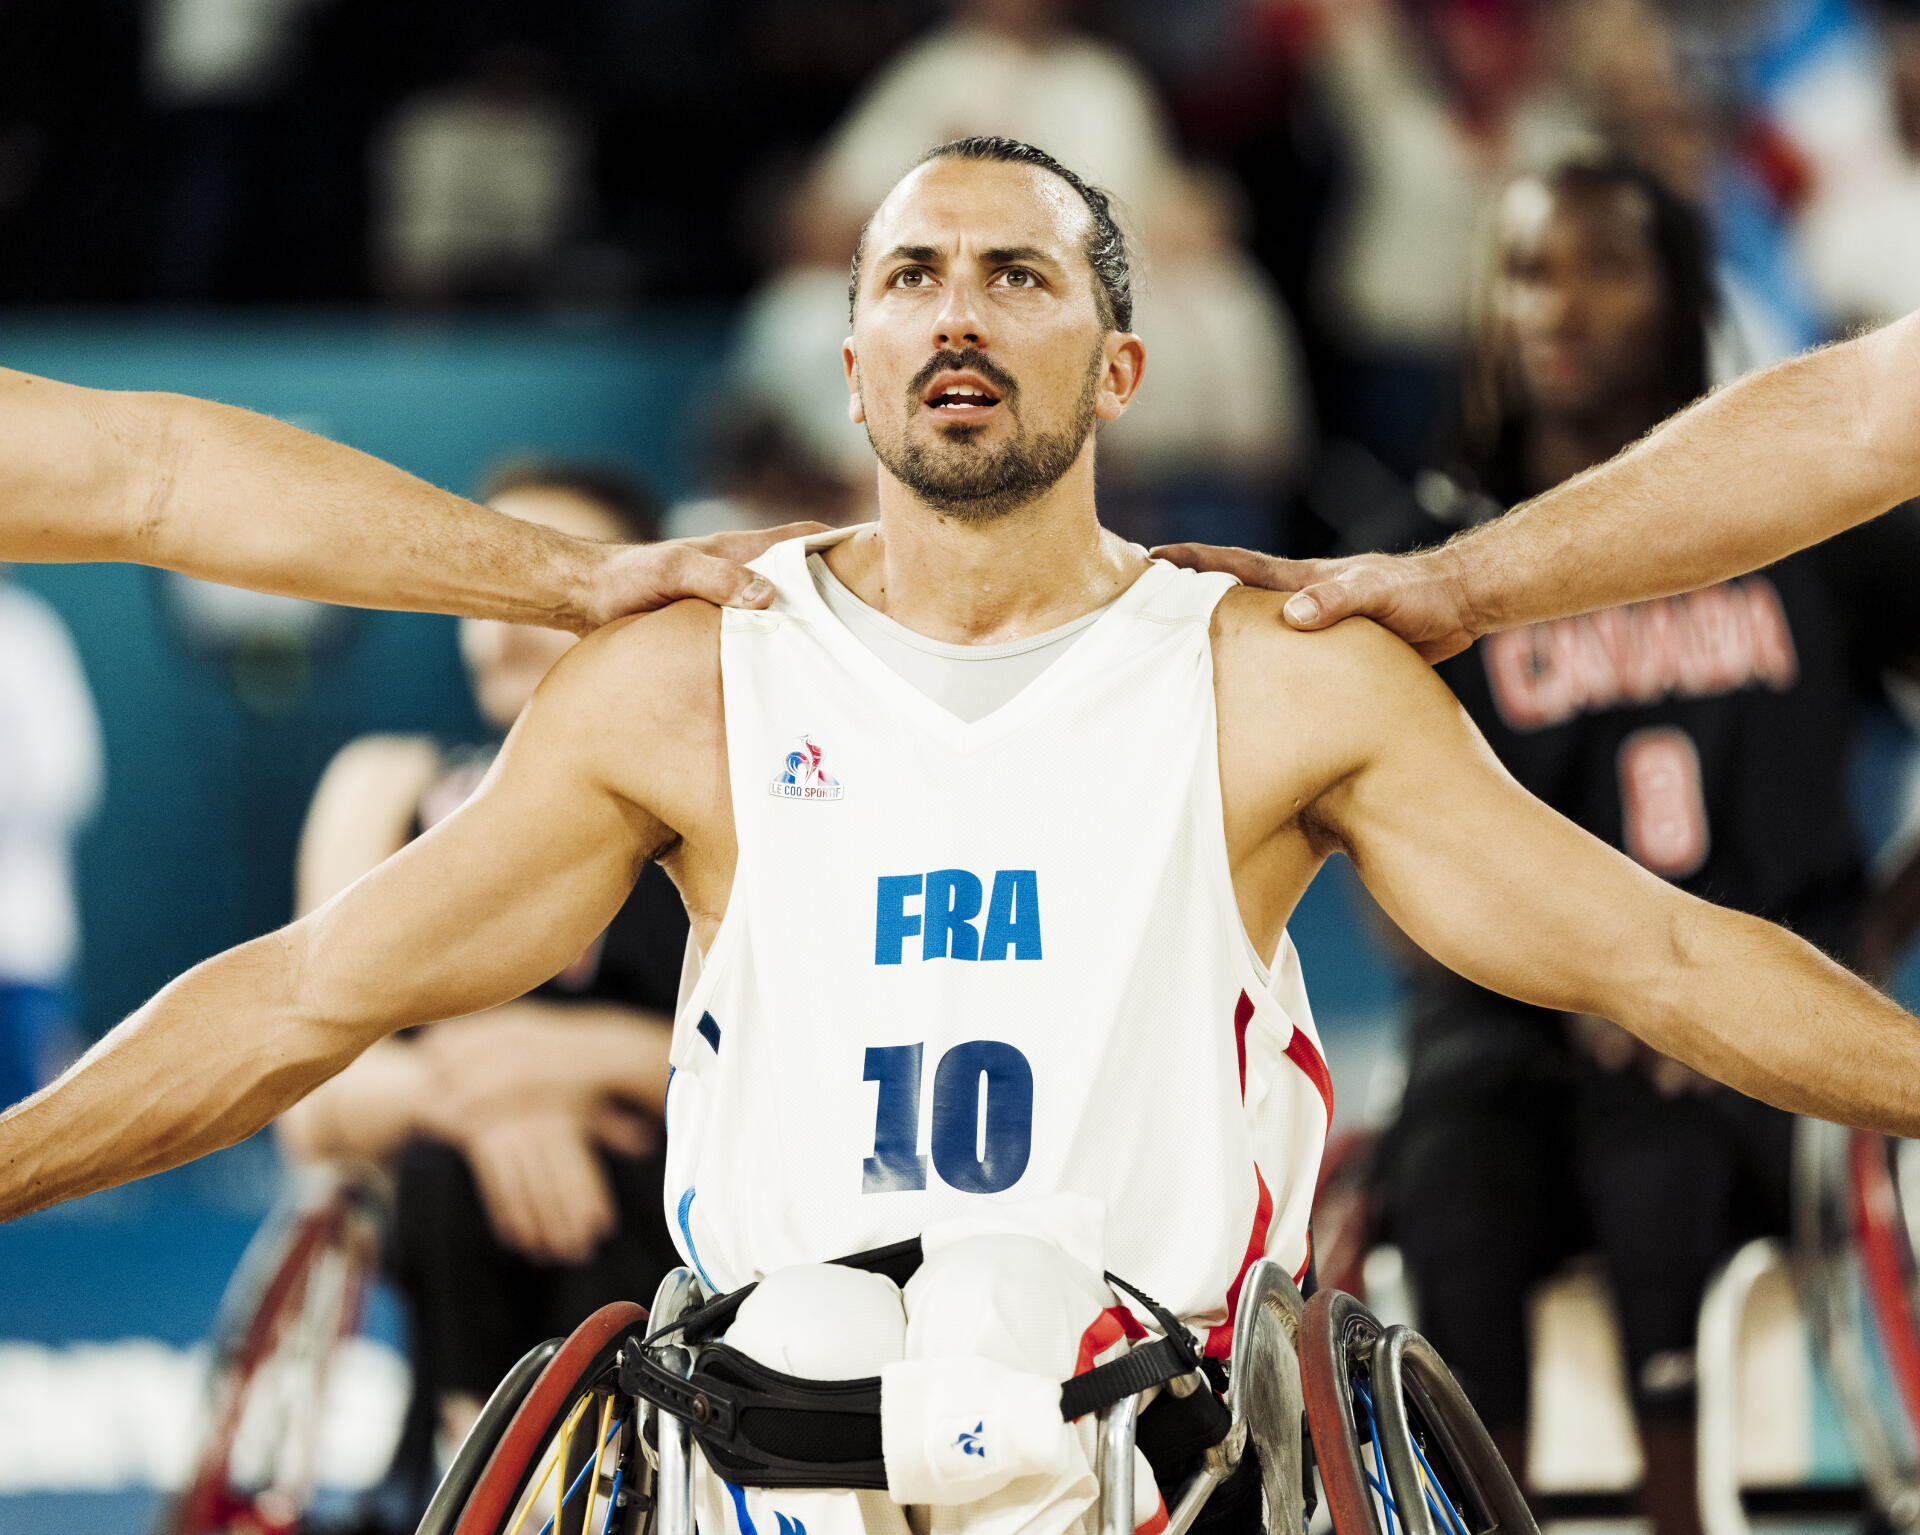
[1282,578,1357,630]
[678,550,776,611]
[618,544,774,615]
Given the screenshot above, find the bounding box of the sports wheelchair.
[411,1245,1536,1535]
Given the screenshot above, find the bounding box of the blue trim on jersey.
[724,1479,758,1535]
[677,1186,719,1292]
[698,1011,721,1053]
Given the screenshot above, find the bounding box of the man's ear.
[843,340,864,425]
[1094,333,1146,422]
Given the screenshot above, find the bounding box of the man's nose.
[931,279,989,350]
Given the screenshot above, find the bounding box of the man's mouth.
[920,368,1007,421]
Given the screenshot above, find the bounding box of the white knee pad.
[725,1262,907,1379]
[903,1233,1114,1379]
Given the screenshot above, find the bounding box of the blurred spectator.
[1793,0,1920,327]
[1099,162,1312,550]
[0,577,102,1110]
[278,461,684,1512]
[1298,0,1591,474]
[712,175,881,516]
[813,0,1182,235]
[665,403,869,542]
[1370,157,1920,1534]
[146,0,333,299]
[372,44,589,304]
[1566,0,1823,362]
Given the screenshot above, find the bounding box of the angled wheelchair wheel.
[1850,1131,1920,1448]
[162,1163,391,1535]
[1794,1118,1920,1525]
[444,1301,651,1535]
[1298,1290,1536,1535]
[414,1338,561,1535]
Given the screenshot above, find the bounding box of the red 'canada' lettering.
[1482,577,1799,732]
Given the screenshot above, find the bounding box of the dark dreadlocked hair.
[847,136,1134,333]
[1458,153,1715,499]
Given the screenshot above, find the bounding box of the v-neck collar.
[763,525,1175,749]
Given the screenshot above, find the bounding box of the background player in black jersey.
[279,462,688,1516]
[1344,156,1920,1535]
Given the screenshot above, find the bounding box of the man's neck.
[822,461,1147,646]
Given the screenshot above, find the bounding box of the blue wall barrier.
[0,313,732,1039]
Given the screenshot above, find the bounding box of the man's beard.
[866,347,1102,523]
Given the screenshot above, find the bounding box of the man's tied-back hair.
[848,136,1134,333]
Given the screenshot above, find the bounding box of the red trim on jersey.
[1136,1496,1170,1535]
[1283,1026,1334,1123]
[1233,990,1254,1099]
[1074,1304,1148,1378]
[1206,1165,1274,1358]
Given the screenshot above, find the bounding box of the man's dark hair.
[1459,154,1715,498]
[847,136,1134,333]
[479,458,663,543]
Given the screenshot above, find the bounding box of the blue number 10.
[863,1040,1034,1195]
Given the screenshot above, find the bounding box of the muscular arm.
[1231,601,1920,1132]
[0,606,714,1221]
[0,367,807,629]
[1164,311,1920,658]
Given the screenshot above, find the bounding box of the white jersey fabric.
[666,527,1332,1349]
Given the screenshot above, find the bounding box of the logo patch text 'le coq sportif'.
[770,736,843,801]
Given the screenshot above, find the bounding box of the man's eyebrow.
[980,246,1059,269]
[874,243,1063,271]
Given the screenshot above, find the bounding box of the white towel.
[879,1355,1076,1505]
[725,1263,906,1378]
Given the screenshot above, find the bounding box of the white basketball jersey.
[665,528,1332,1350]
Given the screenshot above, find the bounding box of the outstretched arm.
[0,615,688,1222]
[1302,618,1920,1132]
[1161,311,1920,659]
[0,367,817,630]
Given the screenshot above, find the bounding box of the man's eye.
[892,269,928,288]
[999,269,1037,288]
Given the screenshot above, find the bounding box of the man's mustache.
[908,349,1019,404]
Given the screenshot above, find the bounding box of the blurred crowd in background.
[9,0,1920,1523]
[9,0,1920,554]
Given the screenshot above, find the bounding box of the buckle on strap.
[1057,1271,1204,1422]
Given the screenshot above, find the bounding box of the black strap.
[628,1253,1205,1438]
[1058,1271,1204,1422]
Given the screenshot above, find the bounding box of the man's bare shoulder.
[1210,585,1469,811]
[512,599,727,830]
[537,597,722,726]
[1212,584,1448,710]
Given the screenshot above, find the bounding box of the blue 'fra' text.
[875,870,1042,964]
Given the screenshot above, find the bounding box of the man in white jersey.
[6,137,1920,1533]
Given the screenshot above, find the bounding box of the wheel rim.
[166,1167,387,1535]
[1299,1289,1386,1535]
[451,1301,649,1535]
[1370,1325,1537,1535]
[415,1338,562,1535]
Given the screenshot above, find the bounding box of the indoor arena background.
[4,0,1920,1529]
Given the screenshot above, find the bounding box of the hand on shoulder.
[1162,541,1482,661]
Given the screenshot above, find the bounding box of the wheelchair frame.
[417,1255,1534,1535]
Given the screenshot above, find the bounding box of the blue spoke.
[1354,1379,1397,1535]
[1409,1431,1473,1535]
[598,1457,626,1535]
[535,1417,625,1535]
